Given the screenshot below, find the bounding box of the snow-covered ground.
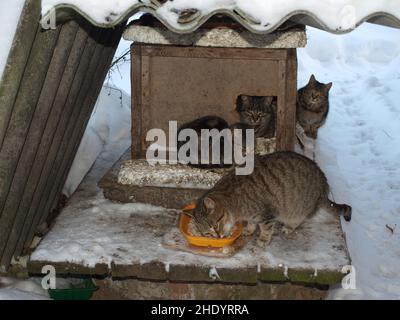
[299,24,400,299]
[62,83,131,197]
[1,0,399,298]
[62,37,133,197]
[0,277,49,300]
[63,23,400,299]
[103,39,132,95]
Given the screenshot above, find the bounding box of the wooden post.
[131,44,143,159]
[276,49,298,151]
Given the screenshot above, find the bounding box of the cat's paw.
[242,222,257,236]
[281,226,295,235]
[257,221,276,247]
[256,237,272,248]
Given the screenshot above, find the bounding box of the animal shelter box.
[125,17,306,159]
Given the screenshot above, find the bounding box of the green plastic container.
[48,278,99,300]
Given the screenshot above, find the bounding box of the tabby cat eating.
[189,151,352,247]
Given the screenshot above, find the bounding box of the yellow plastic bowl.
[180,203,243,248]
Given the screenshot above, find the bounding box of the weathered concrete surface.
[118,160,225,189]
[123,25,307,48]
[29,136,350,297]
[29,189,350,286]
[98,150,213,208]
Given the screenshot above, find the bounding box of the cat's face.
[237,95,274,130]
[302,75,332,110]
[192,197,235,238]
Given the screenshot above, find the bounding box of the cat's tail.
[322,199,352,222]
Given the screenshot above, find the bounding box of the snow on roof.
[41,0,400,34]
[0,0,26,82]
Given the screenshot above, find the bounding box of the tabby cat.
[232,95,276,139]
[189,151,352,246]
[297,75,332,139]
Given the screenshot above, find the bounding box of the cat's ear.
[325,82,333,91]
[309,74,317,84]
[239,95,250,104]
[203,197,216,211]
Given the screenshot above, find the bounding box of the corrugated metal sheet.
[0,0,124,270]
[41,1,400,34]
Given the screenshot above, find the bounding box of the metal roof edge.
[41,4,400,34]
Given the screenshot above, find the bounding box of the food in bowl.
[180,203,243,248]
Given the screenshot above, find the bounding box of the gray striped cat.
[297,75,332,139]
[231,95,277,139]
[190,151,351,247]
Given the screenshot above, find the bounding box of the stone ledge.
[123,24,307,48]
[123,15,306,49]
[111,261,168,281]
[27,260,109,277]
[259,267,343,285]
[98,149,222,209]
[30,147,350,289]
[27,259,344,286]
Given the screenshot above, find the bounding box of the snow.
[298,24,400,299]
[63,84,131,197]
[0,277,49,300]
[0,0,26,81]
[32,148,349,273]
[104,39,132,95]
[41,0,400,32]
[63,39,132,197]
[156,0,400,32]
[42,0,141,25]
